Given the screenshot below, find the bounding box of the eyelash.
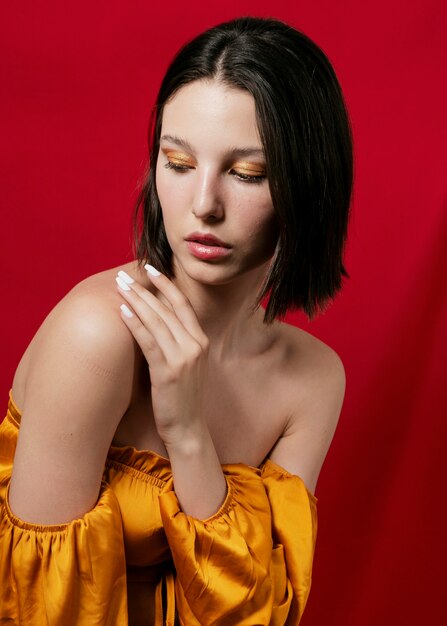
[163,161,266,184]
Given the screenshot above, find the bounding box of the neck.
[162,259,277,363]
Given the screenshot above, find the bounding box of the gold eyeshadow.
[163,150,193,164]
[232,161,266,174]
[162,150,266,174]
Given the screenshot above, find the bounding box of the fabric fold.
[158,462,318,626]
[262,460,318,625]
[0,474,129,625]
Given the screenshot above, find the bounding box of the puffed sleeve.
[0,472,129,625]
[158,460,318,626]
[261,459,318,625]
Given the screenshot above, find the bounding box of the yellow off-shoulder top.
[0,389,318,625]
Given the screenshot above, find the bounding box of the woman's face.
[155,79,279,285]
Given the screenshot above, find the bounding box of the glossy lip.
[185,231,231,248]
[186,241,232,260]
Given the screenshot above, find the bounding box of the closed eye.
[163,161,266,184]
[164,162,190,173]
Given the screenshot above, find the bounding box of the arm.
[163,424,228,520]
[1,283,133,623]
[116,267,228,520]
[9,285,136,523]
[266,344,346,495]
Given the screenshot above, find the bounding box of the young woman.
[0,15,353,626]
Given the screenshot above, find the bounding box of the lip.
[185,231,231,248]
[185,241,232,260]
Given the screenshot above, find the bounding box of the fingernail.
[120,304,133,318]
[117,270,135,284]
[144,264,161,277]
[116,276,131,291]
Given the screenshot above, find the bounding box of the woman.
[0,15,353,626]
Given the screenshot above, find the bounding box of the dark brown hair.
[132,15,354,324]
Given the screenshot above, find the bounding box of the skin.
[9,78,345,525]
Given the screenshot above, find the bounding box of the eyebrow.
[160,134,265,158]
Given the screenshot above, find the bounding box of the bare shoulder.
[8,261,146,524]
[267,322,346,495]
[281,322,346,404]
[12,260,146,412]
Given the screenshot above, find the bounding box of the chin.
[187,267,237,285]
[186,261,271,290]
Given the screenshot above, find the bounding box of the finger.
[144,264,209,348]
[118,302,166,371]
[116,275,199,352]
[117,270,175,314]
[116,278,183,362]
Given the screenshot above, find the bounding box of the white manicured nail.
[144,263,161,276]
[117,270,135,284]
[116,276,131,291]
[120,304,133,318]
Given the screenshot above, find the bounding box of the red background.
[1,2,446,624]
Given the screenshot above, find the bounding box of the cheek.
[235,211,278,270]
[155,164,181,214]
[240,197,277,239]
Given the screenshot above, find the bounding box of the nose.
[191,168,224,221]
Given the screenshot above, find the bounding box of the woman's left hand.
[115,265,210,447]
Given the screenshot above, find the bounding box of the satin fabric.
[0,390,318,625]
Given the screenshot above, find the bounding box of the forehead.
[160,80,263,154]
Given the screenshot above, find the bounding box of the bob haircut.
[132,15,354,324]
